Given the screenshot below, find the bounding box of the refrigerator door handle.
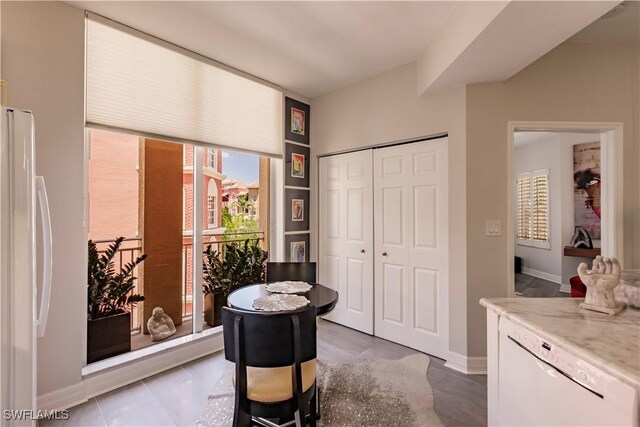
[35,175,52,338]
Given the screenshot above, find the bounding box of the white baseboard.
[37,382,87,413]
[444,351,487,375]
[521,267,561,284]
[38,331,224,411]
[559,283,571,293]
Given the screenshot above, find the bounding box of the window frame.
[207,148,217,170]
[207,179,217,228]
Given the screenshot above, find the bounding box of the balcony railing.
[181,231,265,320]
[93,238,144,333]
[95,232,264,333]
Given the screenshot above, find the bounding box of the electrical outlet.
[486,220,502,236]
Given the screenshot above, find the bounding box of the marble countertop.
[480,297,640,389]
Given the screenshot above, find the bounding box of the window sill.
[516,239,551,250]
[82,325,222,377]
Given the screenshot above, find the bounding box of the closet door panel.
[414,267,438,333]
[346,257,365,312]
[381,263,405,324]
[373,138,449,359]
[319,150,373,334]
[381,187,404,246]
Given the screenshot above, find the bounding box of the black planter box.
[204,293,226,327]
[87,312,131,364]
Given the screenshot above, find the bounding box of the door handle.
[382,252,387,256]
[360,249,365,253]
[36,176,52,338]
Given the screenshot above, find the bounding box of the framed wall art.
[285,143,310,187]
[285,233,310,263]
[292,199,304,221]
[573,142,601,241]
[291,240,305,262]
[285,188,309,232]
[285,97,310,145]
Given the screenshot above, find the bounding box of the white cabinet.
[485,309,638,426]
[319,138,449,359]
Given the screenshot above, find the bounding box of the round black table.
[227,283,338,315]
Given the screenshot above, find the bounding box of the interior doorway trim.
[506,121,623,297]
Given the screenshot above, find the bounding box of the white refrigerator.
[0,107,52,426]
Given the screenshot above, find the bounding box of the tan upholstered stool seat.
[232,359,317,403]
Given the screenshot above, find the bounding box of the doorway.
[507,122,623,298]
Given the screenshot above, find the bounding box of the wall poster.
[573,142,601,241]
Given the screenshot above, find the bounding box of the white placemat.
[252,294,310,312]
[265,281,313,294]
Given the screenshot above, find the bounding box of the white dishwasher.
[496,317,638,426]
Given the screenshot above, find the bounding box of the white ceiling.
[417,1,619,96]
[67,1,456,98]
[66,1,632,99]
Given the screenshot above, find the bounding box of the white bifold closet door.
[318,150,374,334]
[373,138,449,359]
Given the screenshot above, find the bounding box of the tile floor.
[39,353,226,427]
[40,319,487,427]
[514,273,571,297]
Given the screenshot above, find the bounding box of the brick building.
[88,129,225,326]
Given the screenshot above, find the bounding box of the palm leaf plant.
[202,238,267,297]
[202,238,267,326]
[88,237,147,321]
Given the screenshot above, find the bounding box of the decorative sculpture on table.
[578,256,626,315]
[569,226,593,249]
[147,307,176,341]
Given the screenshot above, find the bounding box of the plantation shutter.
[85,13,283,157]
[517,174,532,240]
[517,170,549,245]
[532,172,549,242]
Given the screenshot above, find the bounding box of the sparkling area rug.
[196,353,443,426]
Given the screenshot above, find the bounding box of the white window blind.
[517,175,532,240]
[517,170,549,248]
[532,174,549,242]
[85,14,283,157]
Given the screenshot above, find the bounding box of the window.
[207,180,217,228]
[207,196,216,227]
[517,169,550,248]
[207,149,217,170]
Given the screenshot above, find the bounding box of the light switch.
[486,220,502,236]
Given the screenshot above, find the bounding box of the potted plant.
[87,237,147,363]
[203,238,267,326]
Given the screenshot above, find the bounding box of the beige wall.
[466,41,640,357]
[312,41,639,361]
[1,1,86,396]
[311,62,469,356]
